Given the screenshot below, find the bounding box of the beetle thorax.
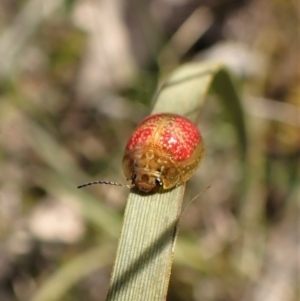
[132,149,164,192]
[123,148,172,192]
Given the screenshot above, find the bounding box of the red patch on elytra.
[125,113,201,162]
[125,114,165,151]
[126,127,152,151]
[159,117,201,161]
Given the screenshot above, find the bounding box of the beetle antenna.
[77,180,134,189]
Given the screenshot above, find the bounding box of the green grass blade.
[107,186,185,300]
[211,68,247,156]
[106,62,247,300]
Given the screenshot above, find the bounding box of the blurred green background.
[0,0,299,301]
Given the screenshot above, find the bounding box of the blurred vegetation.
[0,1,299,301]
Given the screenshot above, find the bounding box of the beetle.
[78,113,205,193]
